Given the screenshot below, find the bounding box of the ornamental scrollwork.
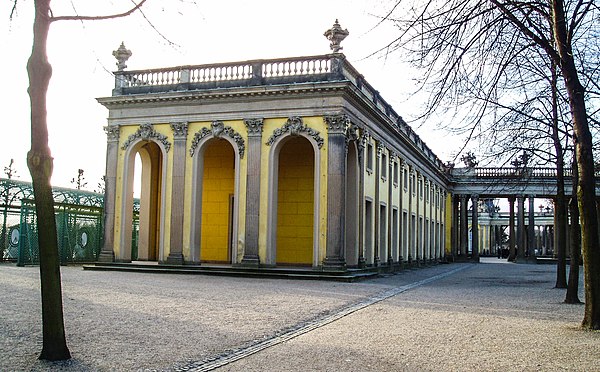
[266,116,324,149]
[104,126,120,142]
[189,121,246,158]
[121,123,171,153]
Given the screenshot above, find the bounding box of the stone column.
[452,194,459,260]
[408,167,415,263]
[323,115,348,270]
[98,126,120,262]
[527,195,537,263]
[471,194,480,262]
[517,195,526,261]
[398,158,405,263]
[241,119,263,266]
[166,122,189,265]
[387,152,394,266]
[508,196,516,261]
[357,131,369,268]
[460,194,468,258]
[373,142,383,267]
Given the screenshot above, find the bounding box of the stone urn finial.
[324,19,349,53]
[113,42,132,71]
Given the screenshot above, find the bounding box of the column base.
[357,257,366,269]
[322,257,346,271]
[165,253,184,265]
[239,255,260,267]
[97,250,115,263]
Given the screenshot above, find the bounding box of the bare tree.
[11,0,147,360]
[70,168,87,190]
[377,0,600,329]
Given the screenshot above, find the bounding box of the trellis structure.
[0,177,139,265]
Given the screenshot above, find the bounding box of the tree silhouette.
[11,0,147,360]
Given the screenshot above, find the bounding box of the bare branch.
[50,0,147,22]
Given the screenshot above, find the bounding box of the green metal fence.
[1,177,139,265]
[17,199,104,265]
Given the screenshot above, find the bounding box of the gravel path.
[0,259,597,371]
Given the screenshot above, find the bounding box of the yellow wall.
[181,120,248,263]
[113,123,174,261]
[200,139,235,262]
[258,116,328,266]
[445,192,453,255]
[276,137,314,264]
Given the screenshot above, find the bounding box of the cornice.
[96,82,350,108]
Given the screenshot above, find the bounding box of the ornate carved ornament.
[358,129,370,150]
[104,126,120,142]
[189,121,245,158]
[376,142,385,158]
[266,116,324,149]
[324,114,350,134]
[121,123,171,153]
[244,118,264,137]
[170,122,189,139]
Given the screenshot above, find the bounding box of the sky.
[1,0,452,189]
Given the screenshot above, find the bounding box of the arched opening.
[199,139,235,263]
[273,136,315,266]
[120,140,164,262]
[345,142,359,266]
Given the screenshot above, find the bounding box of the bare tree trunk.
[552,0,600,329]
[550,59,567,289]
[27,0,71,360]
[565,157,581,304]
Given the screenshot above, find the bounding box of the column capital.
[244,118,264,137]
[376,142,385,158]
[170,121,189,140]
[104,125,120,143]
[324,113,350,135]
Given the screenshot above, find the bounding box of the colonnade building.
[97,36,450,270]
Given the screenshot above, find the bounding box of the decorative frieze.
[121,123,171,153]
[170,122,189,139]
[104,126,120,142]
[189,120,245,158]
[266,116,324,149]
[244,118,264,137]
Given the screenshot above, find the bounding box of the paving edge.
[173,264,472,372]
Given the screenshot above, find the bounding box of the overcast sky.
[1,0,451,189]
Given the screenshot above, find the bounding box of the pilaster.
[322,114,349,270]
[516,195,526,261]
[459,194,468,258]
[166,122,188,265]
[98,125,120,262]
[241,118,264,266]
[471,194,480,262]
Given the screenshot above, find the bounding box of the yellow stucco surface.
[200,139,235,262]
[276,137,314,265]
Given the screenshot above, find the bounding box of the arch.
[189,133,241,264]
[267,133,321,267]
[119,139,168,262]
[345,141,359,266]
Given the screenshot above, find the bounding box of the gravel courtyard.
[0,258,597,371]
